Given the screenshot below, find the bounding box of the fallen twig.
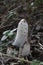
[0,52,32,64]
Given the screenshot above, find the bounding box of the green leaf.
[1,35,8,41]
[3,30,10,35]
[31,60,40,65]
[40,62,43,65]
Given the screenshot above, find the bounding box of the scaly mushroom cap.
[12,19,28,47]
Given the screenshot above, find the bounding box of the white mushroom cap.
[12,19,28,47]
